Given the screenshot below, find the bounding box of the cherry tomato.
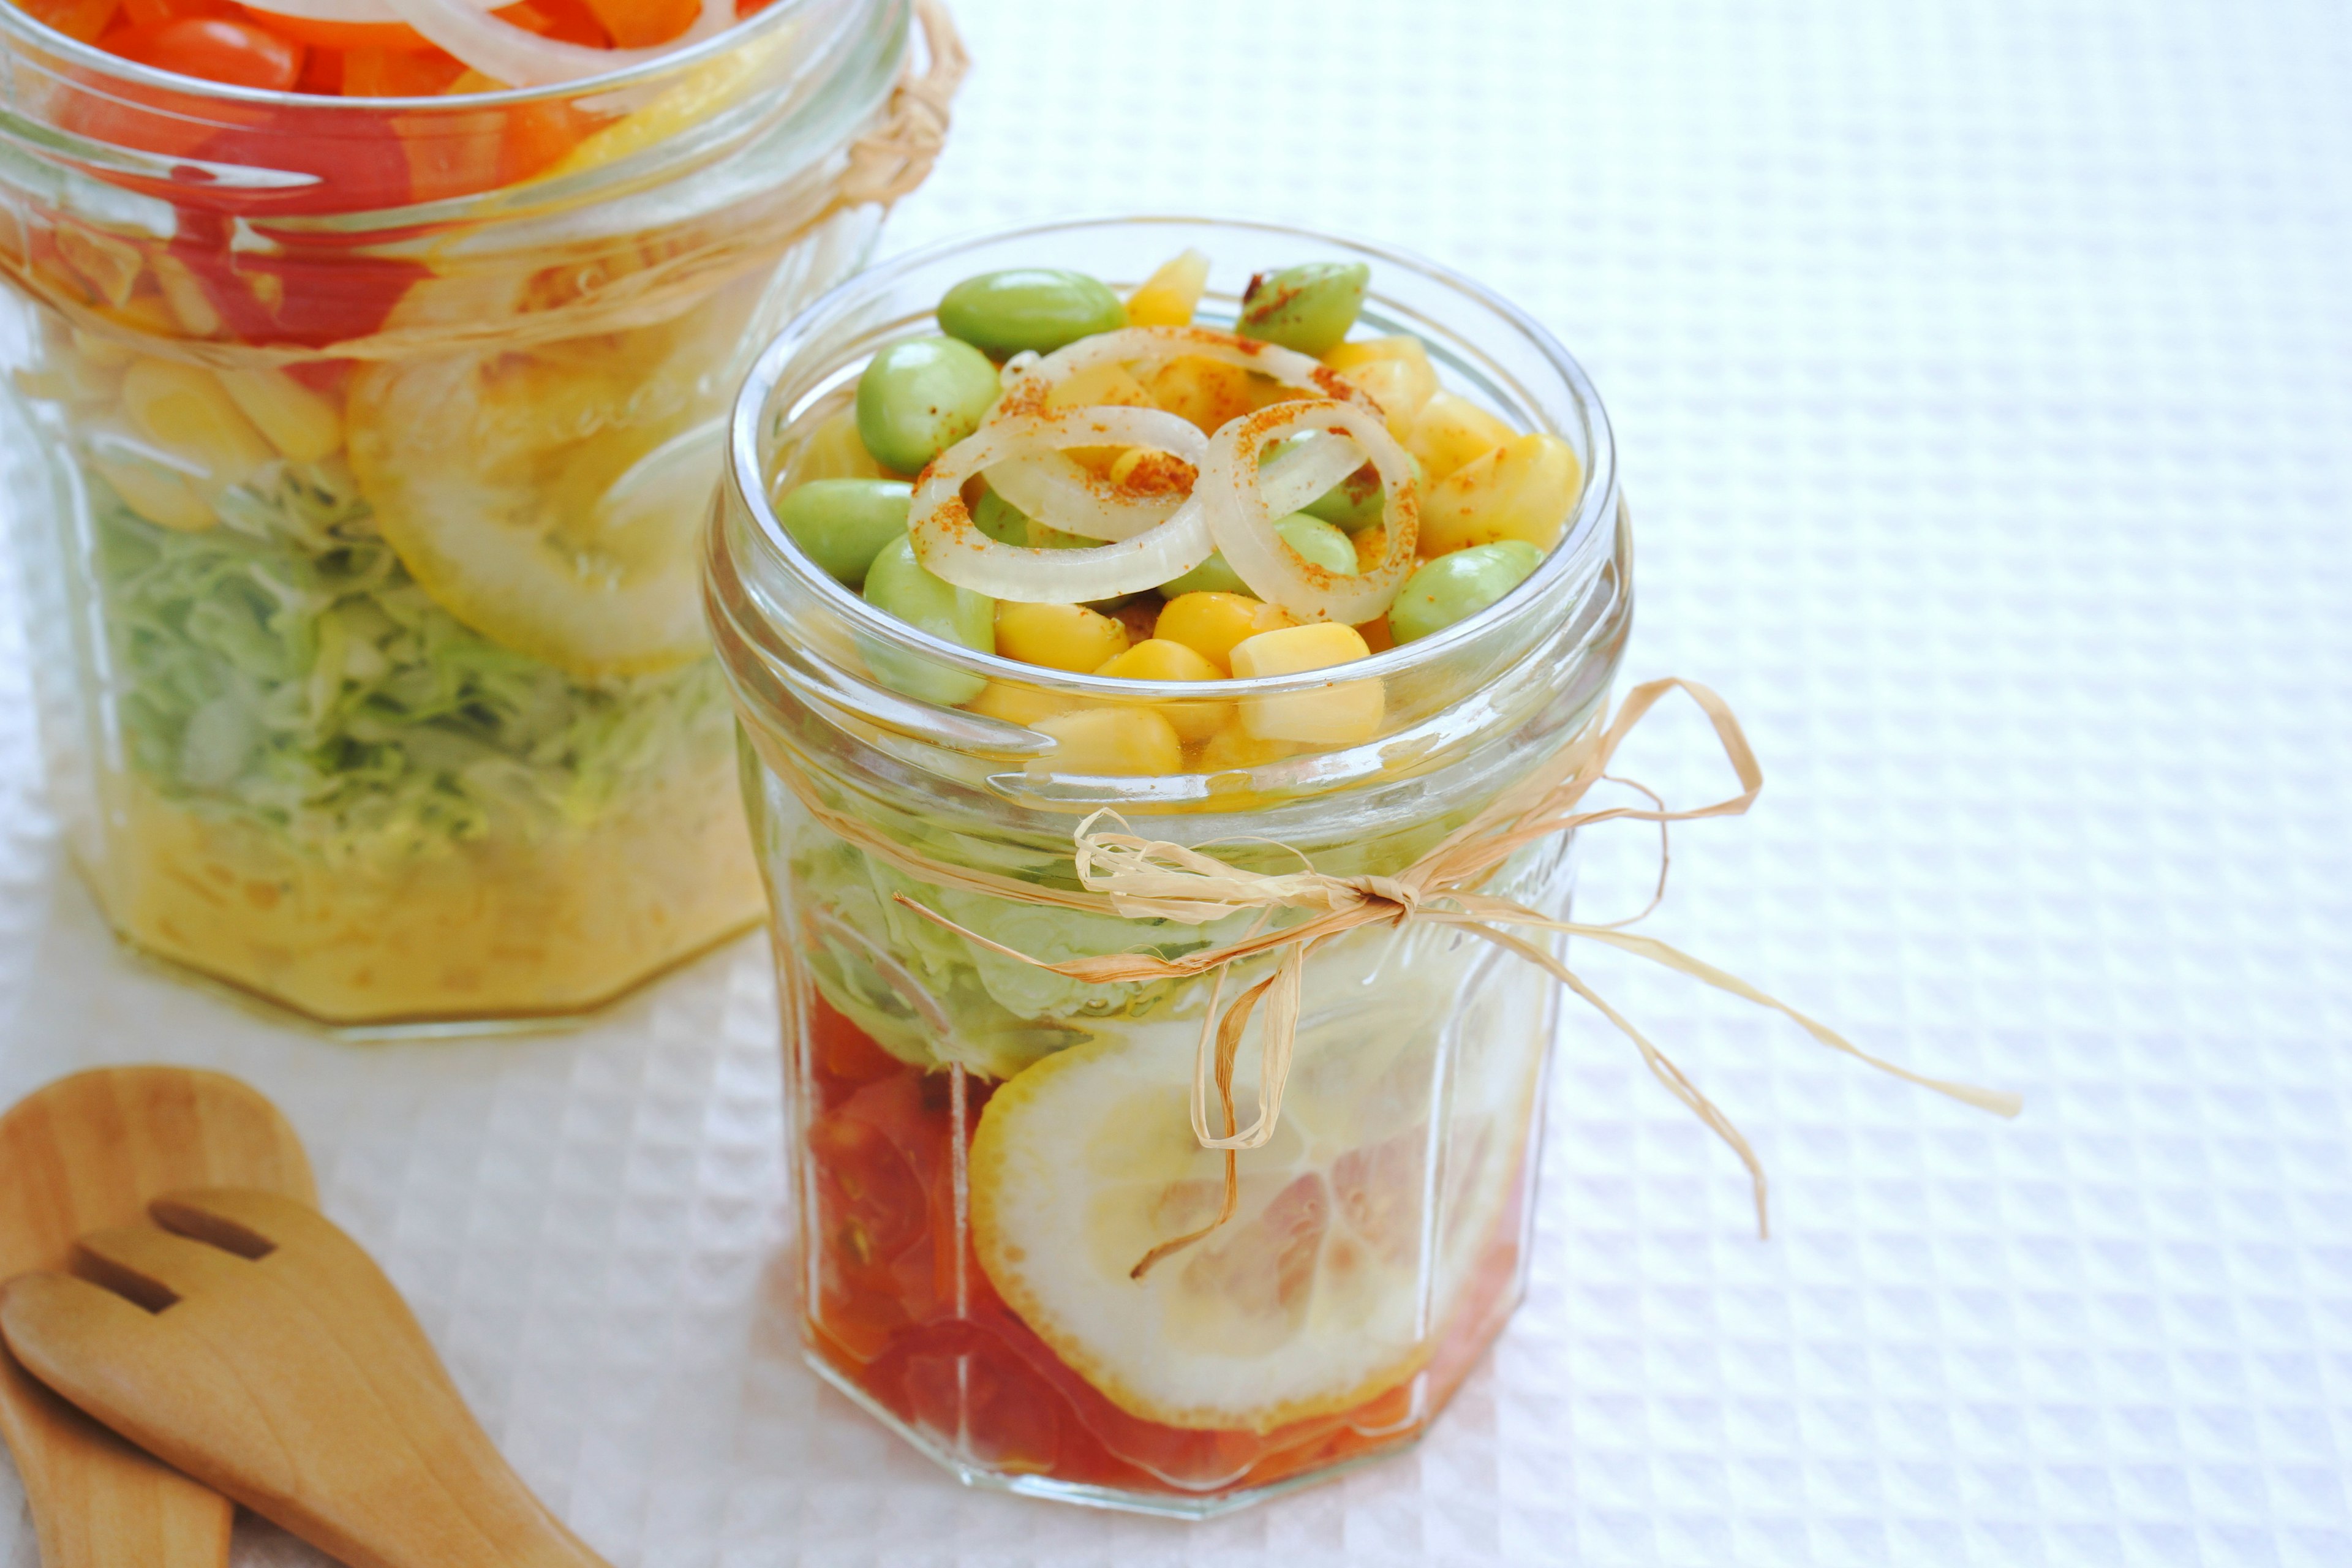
[24,0,123,44]
[117,0,232,24]
[579,0,696,49]
[164,209,431,346]
[809,993,902,1094]
[293,40,341,92]
[236,8,434,51]
[496,0,607,47]
[339,45,464,96]
[102,16,304,90]
[808,1113,927,1273]
[861,1321,1070,1476]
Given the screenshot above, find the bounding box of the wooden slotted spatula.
[0,1187,609,1568]
[0,1067,314,1568]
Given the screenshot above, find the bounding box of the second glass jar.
[0,0,937,1027]
[711,217,1632,1513]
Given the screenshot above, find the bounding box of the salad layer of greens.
[771,777,1574,1084]
[91,456,734,870]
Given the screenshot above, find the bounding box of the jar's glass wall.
[0,0,922,1028]
[714,219,1629,1512]
[755,766,1573,1508]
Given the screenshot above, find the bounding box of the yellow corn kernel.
[1147,355,1261,434]
[1104,445,1197,496]
[966,681,1082,728]
[1324,336,1438,437]
[215,367,344,464]
[69,328,136,372]
[121,359,274,490]
[53,222,141,307]
[789,407,888,483]
[1230,622,1383,742]
[1153,591,1296,674]
[1420,432,1583,554]
[1093,638,1231,742]
[995,601,1130,673]
[151,255,221,338]
[1126,247,1209,328]
[1033,706,1183,776]
[92,293,178,341]
[1095,636,1221,682]
[93,454,214,531]
[1197,721,1297,772]
[1406,391,1518,483]
[1042,360,1156,411]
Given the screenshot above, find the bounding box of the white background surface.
[4,1,2350,1563]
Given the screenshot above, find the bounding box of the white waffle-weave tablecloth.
[2,2,2348,1563]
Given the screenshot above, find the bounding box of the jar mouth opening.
[0,0,820,113]
[725,213,1623,704]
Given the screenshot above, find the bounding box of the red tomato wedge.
[102,16,304,91]
[578,0,695,48]
[23,0,122,43]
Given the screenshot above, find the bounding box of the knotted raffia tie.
[760,677,2024,1278]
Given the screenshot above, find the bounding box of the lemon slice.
[348,323,728,679]
[971,937,1548,1434]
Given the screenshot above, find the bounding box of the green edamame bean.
[855,336,1000,475]
[971,486,1031,546]
[1387,540,1545,645]
[1303,450,1427,532]
[1156,549,1248,599]
[861,532,993,704]
[772,478,911,586]
[1237,262,1370,356]
[1154,513,1354,598]
[938,268,1126,358]
[975,486,1095,549]
[1276,513,1357,575]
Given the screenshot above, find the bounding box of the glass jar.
[710,217,1631,1514]
[0,0,951,1029]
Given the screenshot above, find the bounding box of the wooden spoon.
[0,1067,313,1568]
[0,1188,609,1568]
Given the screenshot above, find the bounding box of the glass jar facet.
[714,217,1630,1512]
[0,0,927,1027]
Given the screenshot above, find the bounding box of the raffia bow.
[865,677,2022,1277]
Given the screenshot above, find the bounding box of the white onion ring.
[908,399,1370,604]
[241,0,406,23]
[911,412,1214,603]
[980,325,1382,556]
[978,404,1205,542]
[382,0,733,88]
[1201,401,1420,624]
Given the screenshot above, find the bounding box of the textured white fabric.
[2,1,2348,1562]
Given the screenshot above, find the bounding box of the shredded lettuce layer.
[92,457,733,868]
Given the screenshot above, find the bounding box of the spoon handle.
[0,1354,230,1568]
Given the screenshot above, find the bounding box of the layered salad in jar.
[0,0,924,1022]
[740,243,1607,1507]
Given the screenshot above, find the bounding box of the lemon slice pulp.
[970,940,1548,1434]
[349,319,732,679]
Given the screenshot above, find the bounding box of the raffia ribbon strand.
[872,678,2022,1273]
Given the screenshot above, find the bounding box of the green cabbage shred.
[91,458,732,867]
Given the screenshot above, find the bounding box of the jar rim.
[722,213,1624,706]
[0,0,831,113]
